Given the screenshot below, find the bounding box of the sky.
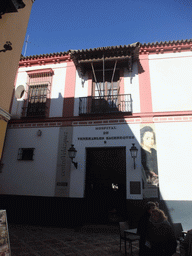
[22,0,191,57]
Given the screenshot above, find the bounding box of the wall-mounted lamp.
[130,143,138,169]
[81,78,85,88]
[0,41,12,53]
[37,130,42,136]
[68,144,78,169]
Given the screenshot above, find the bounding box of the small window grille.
[26,84,49,117]
[28,84,48,104]
[17,148,35,160]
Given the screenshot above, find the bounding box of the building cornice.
[140,39,192,55]
[19,53,70,67]
[19,39,192,65]
[0,108,11,122]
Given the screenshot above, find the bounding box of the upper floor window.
[93,70,119,97]
[22,69,53,118]
[91,70,120,113]
[27,84,49,117]
[79,68,132,115]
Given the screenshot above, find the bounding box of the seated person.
[137,201,156,256]
[146,208,177,256]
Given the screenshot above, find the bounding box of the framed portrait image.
[140,124,159,198]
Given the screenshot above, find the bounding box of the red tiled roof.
[141,39,192,46]
[20,39,191,61]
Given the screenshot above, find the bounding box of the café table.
[124,228,140,256]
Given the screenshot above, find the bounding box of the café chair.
[187,232,192,255]
[119,221,140,255]
[172,223,186,243]
[180,230,192,255]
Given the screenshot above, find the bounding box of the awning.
[69,42,140,74]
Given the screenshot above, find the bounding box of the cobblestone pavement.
[8,224,139,256]
[7,224,180,256]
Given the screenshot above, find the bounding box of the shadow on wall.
[1,88,191,229]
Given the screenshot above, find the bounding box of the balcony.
[22,103,48,118]
[79,94,132,115]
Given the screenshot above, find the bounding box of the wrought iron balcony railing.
[79,94,132,115]
[22,102,48,118]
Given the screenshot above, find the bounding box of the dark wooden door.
[85,147,126,224]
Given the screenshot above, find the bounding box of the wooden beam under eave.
[78,55,131,64]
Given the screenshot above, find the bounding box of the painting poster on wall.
[140,124,159,198]
[0,210,11,255]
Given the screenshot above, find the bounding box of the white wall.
[49,64,67,117]
[155,121,192,201]
[124,63,141,113]
[155,120,192,230]
[149,52,192,112]
[73,69,89,116]
[69,123,142,199]
[0,127,60,196]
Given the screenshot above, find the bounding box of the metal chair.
[119,221,140,255]
[180,230,192,256]
[172,223,186,243]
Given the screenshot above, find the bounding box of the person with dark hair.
[146,208,177,256]
[140,126,159,186]
[137,201,157,256]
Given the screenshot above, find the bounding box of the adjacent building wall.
[0,0,34,161]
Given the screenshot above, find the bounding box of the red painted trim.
[8,113,192,129]
[88,71,92,96]
[119,69,124,94]
[27,68,54,75]
[9,110,192,123]
[141,117,153,124]
[152,110,192,117]
[138,55,153,113]
[63,61,76,117]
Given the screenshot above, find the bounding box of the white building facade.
[1,39,192,228]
